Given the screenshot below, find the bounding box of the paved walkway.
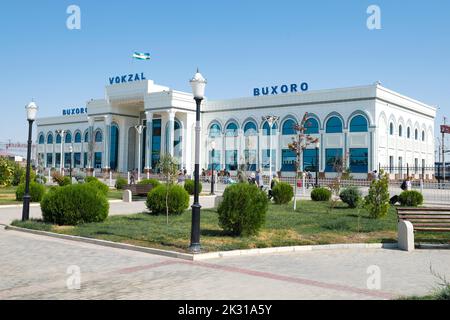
[0,227,449,300]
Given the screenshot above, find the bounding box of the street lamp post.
[189,69,207,253]
[56,129,65,175]
[69,145,73,181]
[315,141,320,187]
[134,125,145,182]
[210,140,216,195]
[22,102,38,221]
[262,115,279,187]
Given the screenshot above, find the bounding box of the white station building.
[36,75,436,179]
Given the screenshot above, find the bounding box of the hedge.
[15,182,46,202]
[146,184,190,215]
[271,182,294,204]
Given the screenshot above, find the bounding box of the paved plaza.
[1,226,449,300]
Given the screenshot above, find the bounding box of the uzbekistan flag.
[133,52,151,60]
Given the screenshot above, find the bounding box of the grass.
[0,186,20,205]
[12,201,450,253]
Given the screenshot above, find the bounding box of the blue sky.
[0,0,449,143]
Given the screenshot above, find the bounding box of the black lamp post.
[189,69,207,253]
[210,140,216,195]
[22,102,38,221]
[315,141,320,188]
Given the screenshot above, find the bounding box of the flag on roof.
[132,52,151,60]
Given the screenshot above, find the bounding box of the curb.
[4,224,399,261]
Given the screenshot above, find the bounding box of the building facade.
[36,79,436,179]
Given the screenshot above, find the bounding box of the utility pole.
[443,117,447,186]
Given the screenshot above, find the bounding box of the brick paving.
[1,228,449,300]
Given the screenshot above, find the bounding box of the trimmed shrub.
[115,177,127,190]
[84,176,98,183]
[364,171,390,219]
[146,184,190,215]
[272,182,294,204]
[41,184,109,225]
[183,179,203,195]
[311,187,332,202]
[15,182,46,202]
[399,190,424,207]
[339,186,362,208]
[218,183,268,236]
[86,178,109,196]
[138,178,161,188]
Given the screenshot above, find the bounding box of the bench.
[396,207,450,251]
[123,184,154,199]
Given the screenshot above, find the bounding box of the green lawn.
[12,201,450,253]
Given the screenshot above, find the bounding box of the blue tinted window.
[326,117,343,133]
[84,131,89,142]
[244,122,257,136]
[305,118,319,134]
[389,123,394,135]
[325,148,343,172]
[46,153,53,167]
[398,125,403,137]
[350,115,368,132]
[263,122,278,136]
[282,119,297,135]
[65,133,72,144]
[225,122,238,137]
[74,153,81,168]
[262,149,276,170]
[151,119,162,169]
[95,131,103,142]
[56,134,61,144]
[244,150,257,171]
[303,149,318,171]
[38,134,45,144]
[225,150,238,171]
[209,123,221,138]
[47,134,53,144]
[349,148,368,173]
[74,132,82,143]
[94,152,102,168]
[281,149,296,172]
[110,125,119,170]
[208,150,221,171]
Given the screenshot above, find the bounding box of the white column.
[87,117,95,169]
[104,115,112,171]
[166,110,176,157]
[145,111,153,171]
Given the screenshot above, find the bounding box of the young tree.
[364,169,390,219]
[156,153,179,224]
[288,113,319,210]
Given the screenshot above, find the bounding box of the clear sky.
[0,0,449,144]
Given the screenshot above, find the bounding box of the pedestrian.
[248,172,256,185]
[129,170,136,185]
[406,177,412,191]
[269,173,279,200]
[256,170,263,190]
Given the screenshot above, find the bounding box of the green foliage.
[146,184,190,215]
[41,184,109,225]
[183,179,202,195]
[20,169,36,185]
[84,176,98,183]
[217,183,268,236]
[339,186,362,208]
[272,182,294,204]
[0,157,15,187]
[15,182,46,202]
[311,187,332,202]
[115,177,128,190]
[138,178,161,188]
[12,164,25,186]
[398,190,424,207]
[364,170,390,219]
[156,153,179,185]
[51,171,70,186]
[35,172,47,185]
[86,178,109,196]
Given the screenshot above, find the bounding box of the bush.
[15,182,46,202]
[183,179,203,195]
[146,184,189,215]
[218,183,268,236]
[115,177,128,190]
[364,170,390,219]
[86,178,109,196]
[339,187,362,208]
[52,171,70,186]
[311,187,332,201]
[138,178,161,188]
[399,190,424,207]
[41,184,109,225]
[271,182,294,204]
[84,176,98,183]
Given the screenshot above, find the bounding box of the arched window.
[282,119,297,135]
[209,123,221,138]
[225,122,238,137]
[407,127,411,139]
[110,125,119,171]
[389,123,394,135]
[244,121,257,136]
[415,129,418,140]
[84,131,89,143]
[74,132,82,143]
[305,118,319,134]
[65,132,72,143]
[350,115,368,133]
[38,134,45,145]
[262,121,278,136]
[422,130,425,142]
[47,133,53,144]
[398,125,403,137]
[95,130,103,142]
[56,134,62,144]
[326,116,343,133]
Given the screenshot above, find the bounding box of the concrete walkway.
[0,227,449,300]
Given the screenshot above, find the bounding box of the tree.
[156,153,179,224]
[364,169,390,219]
[0,157,15,187]
[288,113,319,210]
